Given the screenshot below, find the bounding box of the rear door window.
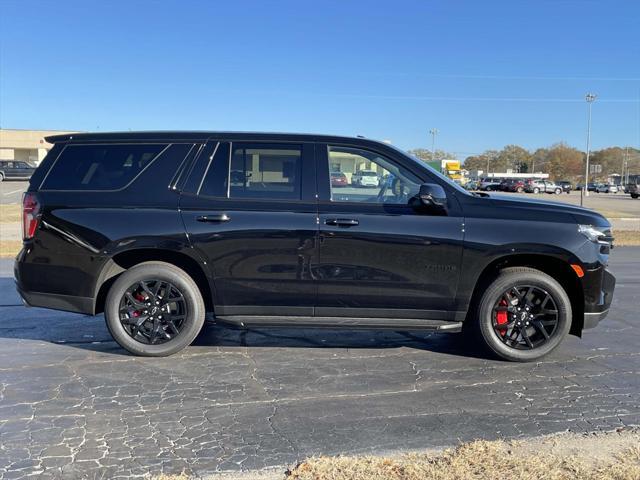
[197,143,303,200]
[41,143,168,190]
[229,144,302,200]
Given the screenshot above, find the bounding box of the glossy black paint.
[14,131,615,336]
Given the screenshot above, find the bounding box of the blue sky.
[1,0,639,158]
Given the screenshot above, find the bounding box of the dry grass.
[614,230,640,246]
[0,240,21,258]
[286,435,640,480]
[0,204,21,223]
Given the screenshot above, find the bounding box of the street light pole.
[581,93,597,207]
[429,128,439,159]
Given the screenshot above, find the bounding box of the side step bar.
[215,315,463,332]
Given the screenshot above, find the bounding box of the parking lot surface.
[0,181,28,205]
[0,250,639,479]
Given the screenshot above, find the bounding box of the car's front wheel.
[533,187,540,194]
[472,267,571,362]
[104,261,205,356]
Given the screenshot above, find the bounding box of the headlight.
[578,224,613,244]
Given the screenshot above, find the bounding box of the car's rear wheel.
[0,173,4,182]
[533,187,540,194]
[472,267,571,362]
[104,261,205,356]
[516,186,524,193]
[554,188,562,194]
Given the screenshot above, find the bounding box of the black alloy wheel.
[472,267,571,362]
[105,261,205,356]
[119,280,187,345]
[491,285,559,350]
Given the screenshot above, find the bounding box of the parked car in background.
[351,169,379,187]
[587,183,597,192]
[0,160,36,181]
[595,183,618,194]
[526,180,563,194]
[626,182,639,199]
[556,181,573,193]
[499,179,526,193]
[330,171,348,187]
[479,177,502,191]
[14,131,616,362]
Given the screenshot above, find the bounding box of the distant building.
[0,129,78,166]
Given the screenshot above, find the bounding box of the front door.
[315,144,464,320]
[180,140,318,316]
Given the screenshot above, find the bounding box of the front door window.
[327,146,421,204]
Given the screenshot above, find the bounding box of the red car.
[500,179,526,193]
[331,171,348,187]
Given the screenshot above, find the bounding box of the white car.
[352,170,379,187]
[596,184,618,194]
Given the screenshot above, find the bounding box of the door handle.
[196,214,230,223]
[325,218,359,227]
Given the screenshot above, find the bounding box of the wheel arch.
[465,253,584,337]
[94,248,215,315]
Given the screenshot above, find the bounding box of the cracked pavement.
[0,248,638,478]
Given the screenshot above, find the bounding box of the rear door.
[180,140,318,315]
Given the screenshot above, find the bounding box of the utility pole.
[621,147,628,187]
[429,128,439,160]
[581,93,597,206]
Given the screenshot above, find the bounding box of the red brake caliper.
[496,299,508,336]
[132,293,146,318]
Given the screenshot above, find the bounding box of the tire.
[0,173,4,182]
[104,261,205,356]
[516,187,523,193]
[631,194,639,199]
[554,188,561,194]
[471,267,572,362]
[533,187,540,194]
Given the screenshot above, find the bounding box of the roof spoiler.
[45,133,75,143]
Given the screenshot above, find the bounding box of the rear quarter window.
[41,143,168,190]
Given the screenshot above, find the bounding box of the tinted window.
[42,144,167,190]
[198,142,231,197]
[229,145,302,200]
[327,146,421,204]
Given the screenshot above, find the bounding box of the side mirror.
[418,183,447,208]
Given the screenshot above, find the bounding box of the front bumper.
[582,267,615,330]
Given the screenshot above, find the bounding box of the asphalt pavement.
[0,181,28,205]
[0,249,639,479]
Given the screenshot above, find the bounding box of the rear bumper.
[582,267,615,330]
[14,248,100,315]
[16,284,94,315]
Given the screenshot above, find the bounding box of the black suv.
[0,160,36,181]
[14,132,616,361]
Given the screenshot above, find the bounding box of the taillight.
[22,192,41,240]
